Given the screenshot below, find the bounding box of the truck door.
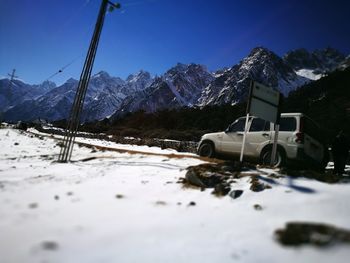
[221,117,247,155]
[245,118,271,156]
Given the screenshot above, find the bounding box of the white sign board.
[249,82,280,124]
[240,81,282,165]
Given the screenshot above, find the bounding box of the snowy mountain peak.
[314,47,344,60]
[245,47,285,66]
[92,71,110,79]
[90,71,125,88]
[198,46,308,106]
[249,46,275,57]
[283,48,318,71]
[40,80,56,86]
[284,47,345,74]
[165,63,212,79]
[126,70,152,83]
[110,63,214,118]
[37,80,56,91]
[313,47,345,72]
[125,70,153,93]
[171,63,188,72]
[187,64,209,74]
[338,55,350,70]
[65,78,78,84]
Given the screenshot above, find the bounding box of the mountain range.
[1,46,348,122]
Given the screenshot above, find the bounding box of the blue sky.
[1,0,349,85]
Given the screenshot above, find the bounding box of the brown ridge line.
[26,130,223,163]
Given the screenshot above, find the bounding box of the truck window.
[250,118,270,132]
[228,118,246,132]
[279,117,296,131]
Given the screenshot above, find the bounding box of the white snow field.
[1,128,350,263]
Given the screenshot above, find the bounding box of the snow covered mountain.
[4,78,78,122]
[3,46,348,122]
[198,47,309,106]
[81,71,152,121]
[3,71,153,122]
[125,70,153,93]
[0,78,56,112]
[113,47,347,114]
[33,80,57,93]
[338,55,350,70]
[283,47,346,80]
[111,63,214,119]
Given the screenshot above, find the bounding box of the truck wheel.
[260,148,285,167]
[198,142,215,158]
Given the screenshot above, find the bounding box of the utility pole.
[58,0,121,162]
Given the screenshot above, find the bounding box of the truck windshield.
[227,118,246,132]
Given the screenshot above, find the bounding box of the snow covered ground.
[1,128,350,263]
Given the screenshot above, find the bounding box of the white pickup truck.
[197,113,329,168]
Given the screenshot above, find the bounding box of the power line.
[44,0,117,83]
[45,54,84,81]
[44,0,96,82]
[28,0,126,85]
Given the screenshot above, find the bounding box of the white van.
[197,113,329,168]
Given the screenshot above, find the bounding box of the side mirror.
[225,124,233,133]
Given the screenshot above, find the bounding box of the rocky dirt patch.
[180,162,273,197]
[250,176,272,192]
[41,241,59,251]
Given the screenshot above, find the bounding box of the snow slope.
[1,128,350,263]
[296,69,324,80]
